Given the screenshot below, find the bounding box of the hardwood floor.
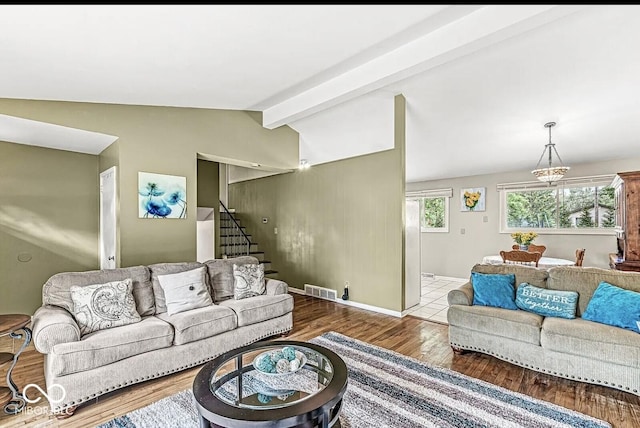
[1,293,639,427]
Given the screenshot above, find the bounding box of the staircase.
[219,201,278,277]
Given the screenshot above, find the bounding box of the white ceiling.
[1,5,639,182]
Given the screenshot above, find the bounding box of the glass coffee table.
[193,340,348,428]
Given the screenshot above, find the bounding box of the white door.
[100,166,117,269]
[405,199,422,309]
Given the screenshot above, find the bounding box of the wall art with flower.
[460,187,486,212]
[138,172,187,219]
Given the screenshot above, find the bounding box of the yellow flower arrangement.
[463,190,481,211]
[511,231,538,245]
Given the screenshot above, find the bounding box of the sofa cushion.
[43,265,155,316]
[204,256,259,302]
[515,283,578,319]
[70,278,142,336]
[541,317,640,369]
[219,294,294,327]
[49,316,173,376]
[447,305,543,346]
[157,266,212,316]
[547,266,640,316]
[472,263,548,289]
[471,272,518,310]
[233,263,265,300]
[148,262,207,314]
[582,282,640,333]
[156,305,237,345]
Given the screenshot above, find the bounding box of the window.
[498,175,616,234]
[406,188,452,233]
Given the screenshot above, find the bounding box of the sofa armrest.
[32,305,81,354]
[265,278,288,296]
[447,282,473,306]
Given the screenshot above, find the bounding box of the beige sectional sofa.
[31,256,293,414]
[448,263,640,396]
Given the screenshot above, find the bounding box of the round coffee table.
[193,340,348,428]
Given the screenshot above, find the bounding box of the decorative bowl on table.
[252,346,307,376]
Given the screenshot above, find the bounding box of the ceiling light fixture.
[531,121,570,184]
[299,159,310,170]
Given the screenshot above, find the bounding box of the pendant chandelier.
[531,121,570,183]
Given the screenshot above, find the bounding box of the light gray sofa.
[448,263,640,396]
[31,256,293,414]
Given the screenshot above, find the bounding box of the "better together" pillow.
[515,283,578,319]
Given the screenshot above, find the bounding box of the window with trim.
[406,188,452,233]
[498,175,616,233]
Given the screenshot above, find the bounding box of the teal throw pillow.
[471,272,518,310]
[515,283,578,319]
[582,282,640,333]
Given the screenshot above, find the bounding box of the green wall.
[0,141,99,314]
[0,99,299,267]
[229,143,405,312]
[197,159,221,258]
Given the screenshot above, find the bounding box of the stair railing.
[219,201,250,256]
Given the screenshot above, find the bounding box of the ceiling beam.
[262,5,585,130]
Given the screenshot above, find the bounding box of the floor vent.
[304,284,337,301]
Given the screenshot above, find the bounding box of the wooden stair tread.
[264,270,278,275]
[259,260,271,264]
[0,352,13,366]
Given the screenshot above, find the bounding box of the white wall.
[196,207,214,262]
[406,157,640,279]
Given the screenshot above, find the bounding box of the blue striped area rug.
[98,331,611,428]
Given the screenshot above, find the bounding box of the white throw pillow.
[70,278,141,336]
[157,266,212,316]
[233,263,265,300]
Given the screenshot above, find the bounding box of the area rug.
[98,331,611,428]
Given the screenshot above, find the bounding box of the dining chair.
[500,250,542,267]
[511,244,546,255]
[575,248,586,267]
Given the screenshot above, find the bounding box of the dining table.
[482,254,575,270]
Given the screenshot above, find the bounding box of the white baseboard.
[288,286,402,318]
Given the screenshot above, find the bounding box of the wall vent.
[304,284,337,301]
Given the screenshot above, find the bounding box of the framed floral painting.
[460,187,486,212]
[138,172,187,219]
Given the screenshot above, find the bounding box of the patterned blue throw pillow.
[471,272,518,310]
[515,283,578,319]
[582,281,640,333]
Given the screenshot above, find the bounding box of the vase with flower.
[511,231,538,251]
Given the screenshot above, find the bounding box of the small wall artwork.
[138,172,187,219]
[460,187,486,212]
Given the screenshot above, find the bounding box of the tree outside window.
[407,188,451,233]
[504,182,615,231]
[423,197,445,228]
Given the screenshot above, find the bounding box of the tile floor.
[405,274,468,324]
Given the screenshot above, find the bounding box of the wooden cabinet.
[611,171,640,272]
